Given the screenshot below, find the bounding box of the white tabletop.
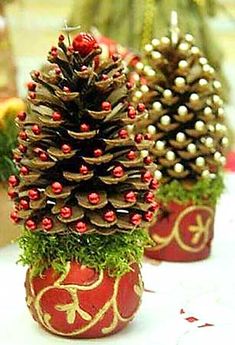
[1,173,235,345]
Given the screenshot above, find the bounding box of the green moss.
[157,175,225,206]
[18,229,152,277]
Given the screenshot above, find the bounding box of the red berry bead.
[61,144,72,154]
[27,82,36,91]
[113,72,121,78]
[126,82,133,90]
[130,213,142,225]
[8,189,18,199]
[103,210,116,223]
[28,189,40,200]
[135,133,144,143]
[52,112,62,121]
[63,86,70,93]
[101,74,108,80]
[10,211,19,224]
[42,217,53,231]
[19,131,28,141]
[25,219,37,231]
[34,71,40,78]
[124,191,137,203]
[144,211,154,222]
[101,101,111,111]
[59,34,65,41]
[51,182,63,194]
[144,156,153,165]
[112,54,119,62]
[13,154,22,162]
[128,107,136,119]
[150,201,159,212]
[137,103,145,112]
[18,144,27,153]
[60,206,72,219]
[8,175,19,187]
[144,191,154,203]
[20,166,29,175]
[81,65,88,71]
[76,221,87,233]
[72,32,97,57]
[88,192,100,205]
[118,129,128,139]
[150,178,159,190]
[80,123,90,132]
[19,199,29,210]
[32,124,41,135]
[94,148,103,157]
[29,92,36,99]
[142,171,153,183]
[17,111,26,121]
[112,165,124,178]
[79,165,89,175]
[127,150,137,160]
[55,67,61,75]
[144,133,152,140]
[39,152,48,161]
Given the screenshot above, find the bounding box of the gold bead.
[195,120,205,131]
[178,60,188,69]
[185,33,194,42]
[213,80,222,89]
[163,89,172,99]
[140,85,149,93]
[166,151,175,161]
[203,64,211,73]
[202,170,210,178]
[153,101,162,111]
[175,77,186,87]
[196,157,205,166]
[213,95,223,106]
[214,151,221,161]
[161,36,170,45]
[174,163,184,173]
[155,140,165,150]
[191,46,200,54]
[135,62,144,71]
[144,44,153,52]
[205,137,214,148]
[199,57,208,65]
[199,78,208,87]
[152,38,160,47]
[221,137,229,147]
[147,125,156,135]
[154,170,162,180]
[187,143,196,153]
[190,93,199,103]
[160,115,171,125]
[141,150,149,158]
[204,107,212,116]
[176,132,186,142]
[179,42,189,51]
[146,68,156,77]
[220,156,226,166]
[135,90,143,99]
[178,105,188,116]
[218,107,224,117]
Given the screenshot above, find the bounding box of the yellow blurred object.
[0,97,25,128]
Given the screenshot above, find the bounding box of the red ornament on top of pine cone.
[72,33,97,57]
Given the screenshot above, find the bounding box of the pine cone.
[131,33,229,183]
[9,33,158,236]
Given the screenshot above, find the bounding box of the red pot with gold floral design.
[145,201,215,262]
[25,261,143,338]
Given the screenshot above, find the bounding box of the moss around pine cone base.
[25,261,143,338]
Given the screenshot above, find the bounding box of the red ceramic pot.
[25,261,143,338]
[145,201,215,262]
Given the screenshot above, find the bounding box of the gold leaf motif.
[189,214,212,245]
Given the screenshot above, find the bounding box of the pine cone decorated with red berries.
[10,33,158,236]
[131,32,228,184]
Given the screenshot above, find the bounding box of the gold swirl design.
[149,205,214,253]
[27,263,142,337]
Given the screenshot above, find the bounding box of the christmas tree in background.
[132,12,228,262]
[9,31,159,338]
[68,0,228,96]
